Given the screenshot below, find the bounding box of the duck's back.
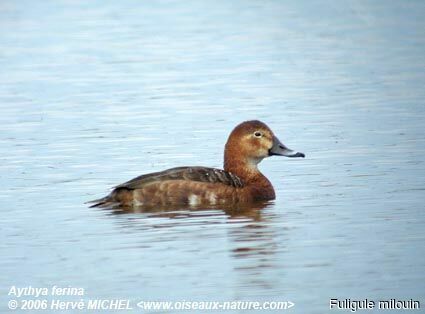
[90,167,245,207]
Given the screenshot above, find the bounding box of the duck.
[89,120,304,208]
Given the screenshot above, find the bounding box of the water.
[1,1,425,313]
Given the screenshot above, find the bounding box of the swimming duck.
[89,120,304,208]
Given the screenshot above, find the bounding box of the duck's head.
[224,120,305,169]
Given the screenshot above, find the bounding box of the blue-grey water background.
[1,1,425,313]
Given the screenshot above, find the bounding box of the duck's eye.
[254,131,262,138]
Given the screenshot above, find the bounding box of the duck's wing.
[115,166,244,190]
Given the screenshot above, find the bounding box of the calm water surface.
[1,1,425,313]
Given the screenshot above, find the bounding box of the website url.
[136,300,295,311]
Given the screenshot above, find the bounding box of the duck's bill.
[269,135,305,158]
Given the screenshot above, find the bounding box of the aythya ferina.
[89,120,304,208]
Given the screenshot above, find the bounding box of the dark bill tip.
[287,152,305,158]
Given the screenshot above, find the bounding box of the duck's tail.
[86,196,115,208]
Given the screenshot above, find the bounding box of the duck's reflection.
[96,201,282,292]
[226,206,280,292]
[101,201,268,220]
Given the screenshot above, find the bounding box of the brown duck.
[89,120,304,208]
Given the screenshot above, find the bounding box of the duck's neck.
[224,156,261,182]
[224,156,275,200]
